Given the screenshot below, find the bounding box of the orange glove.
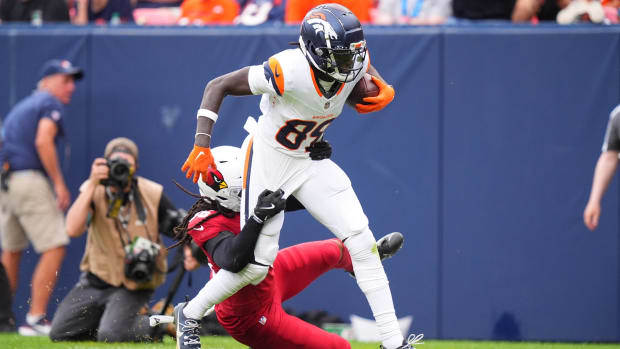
[182,145,216,183]
[356,75,395,114]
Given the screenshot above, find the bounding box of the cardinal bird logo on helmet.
[197,146,243,213]
[203,168,228,192]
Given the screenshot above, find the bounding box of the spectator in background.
[0,263,15,332]
[452,0,513,20]
[178,0,239,24]
[236,0,285,25]
[49,138,182,342]
[135,0,183,8]
[602,0,620,23]
[373,0,452,25]
[285,0,372,23]
[72,0,134,25]
[0,59,83,336]
[178,0,239,25]
[452,0,574,22]
[0,0,69,23]
[453,0,511,20]
[584,105,620,231]
[534,0,571,21]
[556,0,605,24]
[0,124,14,334]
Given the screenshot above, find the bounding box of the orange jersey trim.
[242,137,253,189]
[268,57,285,96]
[308,67,323,97]
[336,82,345,96]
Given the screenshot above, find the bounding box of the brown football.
[346,73,379,107]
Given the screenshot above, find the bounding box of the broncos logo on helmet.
[298,4,366,83]
[307,17,338,41]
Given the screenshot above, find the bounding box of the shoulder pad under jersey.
[188,210,217,231]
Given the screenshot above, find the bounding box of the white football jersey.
[248,48,370,158]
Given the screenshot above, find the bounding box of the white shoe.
[18,322,50,336]
[18,314,51,336]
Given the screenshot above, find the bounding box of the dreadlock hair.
[169,197,219,250]
[168,179,220,250]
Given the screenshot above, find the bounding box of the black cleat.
[377,232,404,261]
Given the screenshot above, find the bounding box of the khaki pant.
[0,170,68,253]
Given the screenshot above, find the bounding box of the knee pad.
[240,262,269,286]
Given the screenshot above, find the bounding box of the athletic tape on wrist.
[197,109,218,123]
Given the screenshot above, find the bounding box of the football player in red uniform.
[173,146,406,349]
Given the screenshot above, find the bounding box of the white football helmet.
[197,146,243,212]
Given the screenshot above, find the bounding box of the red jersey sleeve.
[187,210,222,246]
[187,210,241,247]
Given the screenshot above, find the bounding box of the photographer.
[49,137,181,342]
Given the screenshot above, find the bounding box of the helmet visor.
[333,50,355,72]
[329,46,366,82]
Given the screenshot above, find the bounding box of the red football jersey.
[187,210,275,323]
[188,210,240,272]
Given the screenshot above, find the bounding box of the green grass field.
[1,334,619,349]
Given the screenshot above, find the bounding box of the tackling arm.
[199,189,286,272]
[203,218,263,273]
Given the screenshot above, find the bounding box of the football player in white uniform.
[178,4,420,349]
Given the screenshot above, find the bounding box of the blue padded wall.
[1,25,619,341]
[442,28,620,341]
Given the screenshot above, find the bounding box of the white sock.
[183,263,269,320]
[26,313,44,325]
[381,330,405,349]
[345,229,404,348]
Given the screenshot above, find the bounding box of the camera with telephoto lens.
[100,158,133,188]
[124,236,160,283]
